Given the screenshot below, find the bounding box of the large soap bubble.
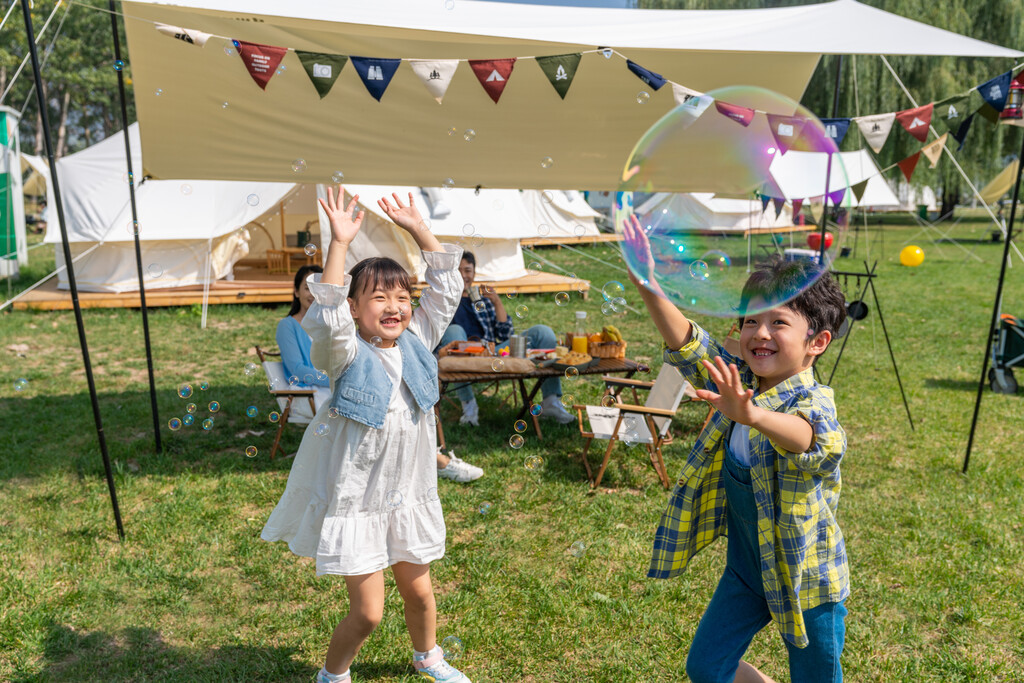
[615,86,850,318]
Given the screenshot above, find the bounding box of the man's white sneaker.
[459,399,479,426]
[437,452,484,482]
[540,394,576,424]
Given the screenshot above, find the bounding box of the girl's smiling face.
[348,283,412,347]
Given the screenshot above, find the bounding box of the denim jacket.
[329,330,439,429]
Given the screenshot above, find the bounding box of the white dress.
[260,246,463,576]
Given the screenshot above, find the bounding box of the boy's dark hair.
[288,264,323,316]
[739,257,846,347]
[461,251,476,267]
[348,257,411,300]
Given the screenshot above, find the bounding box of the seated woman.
[437,251,574,426]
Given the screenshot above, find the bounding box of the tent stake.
[21,0,124,540]
[108,0,162,454]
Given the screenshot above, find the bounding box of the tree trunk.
[940,182,959,221]
[55,90,71,158]
[34,107,44,155]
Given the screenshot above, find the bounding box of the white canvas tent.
[636,193,793,234]
[767,148,901,209]
[20,153,49,198]
[119,0,1022,191]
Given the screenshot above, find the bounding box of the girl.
[261,187,470,683]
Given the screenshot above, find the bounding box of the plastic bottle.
[572,311,589,354]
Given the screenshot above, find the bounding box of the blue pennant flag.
[350,57,401,101]
[977,71,1012,112]
[820,118,851,146]
[626,60,666,91]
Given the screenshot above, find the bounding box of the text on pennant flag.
[978,70,1012,112]
[409,59,459,103]
[921,133,948,168]
[235,40,289,91]
[155,24,211,47]
[819,118,851,146]
[535,54,582,100]
[766,114,808,155]
[469,58,517,103]
[295,51,347,99]
[895,103,933,142]
[714,100,755,127]
[350,57,401,102]
[626,60,667,91]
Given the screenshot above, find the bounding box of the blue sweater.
[276,315,330,387]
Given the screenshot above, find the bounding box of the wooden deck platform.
[9,265,589,311]
[521,233,622,248]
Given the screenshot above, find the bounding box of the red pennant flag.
[469,58,517,103]
[791,198,804,216]
[715,100,755,127]
[235,40,288,90]
[897,152,921,182]
[895,103,934,142]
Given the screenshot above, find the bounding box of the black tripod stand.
[824,261,915,431]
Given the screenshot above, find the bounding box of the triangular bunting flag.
[895,103,933,142]
[897,152,921,182]
[235,40,288,91]
[469,58,517,103]
[296,51,347,99]
[809,197,825,225]
[791,198,804,217]
[535,54,581,100]
[977,102,1001,124]
[678,92,713,119]
[155,24,211,47]
[855,113,896,153]
[626,60,666,91]
[978,70,1013,112]
[671,83,703,107]
[409,59,458,103]
[952,113,974,151]
[851,180,869,203]
[766,114,808,155]
[933,92,971,133]
[715,100,755,127]
[759,194,771,212]
[759,176,785,204]
[921,133,947,168]
[771,196,786,219]
[351,57,401,102]
[827,188,846,207]
[820,118,851,146]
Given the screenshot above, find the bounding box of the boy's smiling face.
[739,303,831,390]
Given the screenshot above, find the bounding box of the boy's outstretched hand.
[622,214,656,287]
[319,185,364,246]
[695,356,757,426]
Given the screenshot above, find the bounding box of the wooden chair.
[266,249,287,275]
[574,363,711,489]
[255,345,316,459]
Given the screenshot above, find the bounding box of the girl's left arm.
[408,245,465,351]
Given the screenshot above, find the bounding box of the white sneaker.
[438,452,484,482]
[459,399,479,426]
[541,394,576,424]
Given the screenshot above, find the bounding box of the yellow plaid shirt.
[647,321,849,649]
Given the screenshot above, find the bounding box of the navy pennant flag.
[820,118,851,146]
[952,113,974,151]
[350,57,401,102]
[759,194,771,212]
[626,60,666,91]
[771,196,786,219]
[978,70,1012,112]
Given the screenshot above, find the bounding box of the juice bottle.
[572,311,589,354]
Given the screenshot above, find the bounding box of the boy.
[626,218,849,683]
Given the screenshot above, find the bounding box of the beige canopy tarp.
[979,160,1021,206]
[122,0,1021,192]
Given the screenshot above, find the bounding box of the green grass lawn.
[1,219,1023,682]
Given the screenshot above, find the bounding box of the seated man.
[437,251,574,426]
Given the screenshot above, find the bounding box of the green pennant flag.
[977,101,1001,124]
[296,51,347,99]
[535,53,582,99]
[851,179,869,204]
[933,92,972,133]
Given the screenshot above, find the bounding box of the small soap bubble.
[689,260,710,281]
[441,635,464,659]
[513,419,527,433]
[328,407,341,419]
[127,220,140,236]
[155,88,163,96]
[479,502,492,515]
[386,490,403,507]
[370,336,383,348]
[623,430,640,447]
[491,358,505,372]
[245,446,258,458]
[473,300,487,314]
[304,243,317,257]
[199,381,210,391]
[602,281,625,301]
[569,540,587,558]
[447,126,458,136]
[246,193,259,207]
[515,305,529,319]
[147,263,163,278]
[463,129,476,142]
[462,223,475,236]
[268,411,281,423]
[636,363,651,375]
[183,415,195,426]
[509,434,525,449]
[276,64,286,74]
[331,170,345,183]
[564,367,579,380]
[224,46,235,57]
[208,401,220,413]
[202,418,214,430]
[246,406,258,418]
[185,403,197,414]
[574,224,587,237]
[527,260,542,271]
[524,454,544,471]
[221,101,230,109]
[113,59,124,71]
[530,403,543,417]
[702,250,731,271]
[611,296,628,313]
[561,394,576,408]
[291,159,307,173]
[555,292,570,306]
[168,417,182,430]
[314,422,330,437]
[601,394,617,408]
[13,378,28,391]
[244,362,259,376]
[541,190,555,204]
[443,177,455,190]
[288,375,300,386]
[505,290,518,300]
[178,384,193,399]
[427,486,439,500]
[303,373,315,385]
[470,235,484,248]
[636,91,650,104]
[179,183,192,195]
[541,156,554,169]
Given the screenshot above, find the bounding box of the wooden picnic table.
[436,357,642,448]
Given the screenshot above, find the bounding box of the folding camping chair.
[574,363,710,489]
[255,345,317,459]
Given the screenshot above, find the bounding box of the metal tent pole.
[20,0,124,539]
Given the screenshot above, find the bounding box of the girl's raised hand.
[378,192,425,234]
[318,185,364,246]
